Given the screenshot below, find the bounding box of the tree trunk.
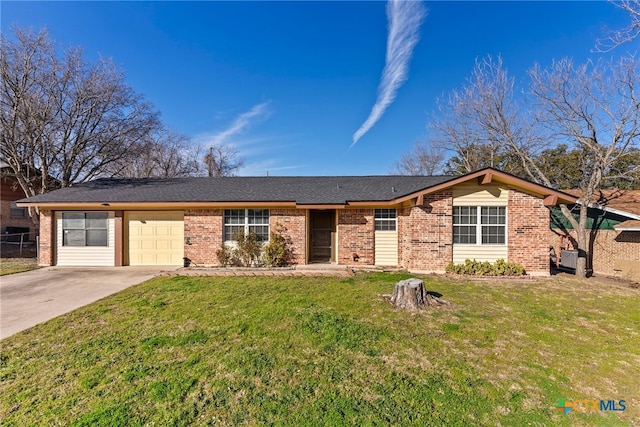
[384,278,449,310]
[575,226,588,278]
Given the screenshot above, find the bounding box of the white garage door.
[127,211,184,266]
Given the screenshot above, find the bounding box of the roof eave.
[16,201,299,209]
[614,226,640,231]
[581,202,640,220]
[394,168,578,206]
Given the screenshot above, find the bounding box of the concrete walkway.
[1,266,177,339]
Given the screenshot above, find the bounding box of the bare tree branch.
[391,140,445,175]
[110,128,202,178]
[204,144,244,177]
[1,27,162,224]
[595,0,640,52]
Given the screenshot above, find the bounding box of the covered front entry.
[309,210,335,263]
[126,211,184,266]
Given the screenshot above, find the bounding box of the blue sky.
[1,1,633,176]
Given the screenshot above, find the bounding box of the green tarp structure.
[550,205,629,230]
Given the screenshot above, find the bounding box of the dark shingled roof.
[18,175,456,205]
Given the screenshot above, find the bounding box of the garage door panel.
[127,211,184,266]
[157,227,172,237]
[141,240,155,250]
[156,240,171,250]
[141,227,155,236]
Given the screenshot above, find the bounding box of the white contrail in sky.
[352,0,426,146]
[204,101,271,146]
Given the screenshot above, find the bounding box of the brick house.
[549,189,640,280]
[18,168,576,275]
[1,162,35,241]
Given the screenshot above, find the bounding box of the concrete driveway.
[1,266,178,339]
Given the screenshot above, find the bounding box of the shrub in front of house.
[233,231,262,267]
[445,258,526,276]
[215,242,236,267]
[215,226,292,268]
[262,231,288,267]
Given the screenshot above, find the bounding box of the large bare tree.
[423,55,640,277]
[0,28,160,221]
[528,56,640,276]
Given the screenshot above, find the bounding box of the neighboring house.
[1,162,35,241]
[549,189,640,280]
[17,168,576,275]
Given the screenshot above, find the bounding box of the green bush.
[262,232,287,267]
[445,258,526,276]
[234,231,262,267]
[262,223,293,267]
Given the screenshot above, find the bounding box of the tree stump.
[382,278,449,310]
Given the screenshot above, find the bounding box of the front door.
[310,210,335,263]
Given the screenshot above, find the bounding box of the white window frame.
[453,206,506,245]
[223,209,270,242]
[374,208,397,231]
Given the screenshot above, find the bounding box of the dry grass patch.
[0,258,38,276]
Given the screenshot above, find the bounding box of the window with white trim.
[453,206,506,245]
[62,212,108,246]
[374,208,397,231]
[224,209,270,242]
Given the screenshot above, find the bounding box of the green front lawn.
[1,273,638,425]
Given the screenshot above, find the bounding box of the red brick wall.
[0,201,34,234]
[184,209,223,265]
[1,176,35,235]
[38,209,54,266]
[337,209,374,265]
[270,209,306,265]
[184,208,307,266]
[399,190,453,271]
[508,188,549,275]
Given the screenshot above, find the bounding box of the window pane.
[375,220,396,231]
[63,229,85,246]
[63,212,85,229]
[481,226,505,244]
[375,209,396,219]
[86,229,108,246]
[10,202,26,218]
[453,206,477,225]
[481,206,505,225]
[249,225,269,241]
[248,209,269,224]
[453,225,476,244]
[224,209,244,225]
[224,225,243,241]
[375,209,397,231]
[86,212,108,228]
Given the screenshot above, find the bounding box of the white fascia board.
[575,200,640,221]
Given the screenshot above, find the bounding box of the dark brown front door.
[310,210,335,263]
